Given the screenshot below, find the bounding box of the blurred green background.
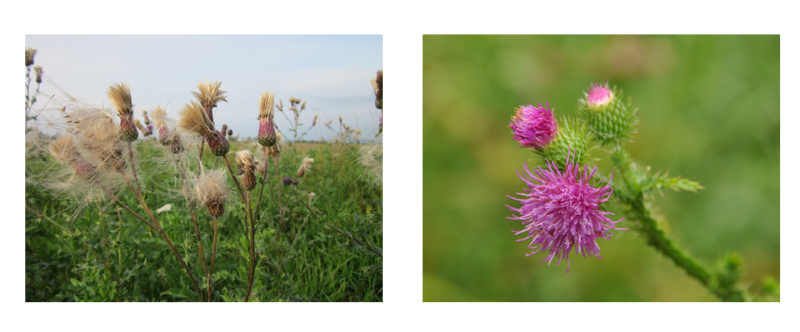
[422,35,779,301]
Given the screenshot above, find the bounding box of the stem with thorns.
[610,145,748,301]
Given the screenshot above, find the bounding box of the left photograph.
[24,35,383,302]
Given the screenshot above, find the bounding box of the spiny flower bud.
[268,130,284,157]
[194,169,230,217]
[509,103,557,149]
[107,83,138,142]
[283,176,292,185]
[297,157,314,178]
[536,117,595,171]
[236,150,257,190]
[257,91,277,147]
[227,129,233,136]
[577,82,638,145]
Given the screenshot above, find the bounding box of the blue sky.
[26,35,383,141]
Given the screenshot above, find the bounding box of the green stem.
[610,145,747,301]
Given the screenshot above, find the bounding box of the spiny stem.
[611,145,747,301]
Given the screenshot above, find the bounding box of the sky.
[25,35,383,141]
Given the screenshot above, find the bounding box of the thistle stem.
[244,191,257,302]
[610,145,747,301]
[208,215,219,302]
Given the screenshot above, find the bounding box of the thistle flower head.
[25,48,37,66]
[192,79,228,109]
[79,119,127,172]
[34,66,43,83]
[297,157,314,178]
[585,82,614,108]
[193,169,229,217]
[236,150,257,190]
[506,150,626,273]
[258,91,278,147]
[107,82,137,142]
[177,101,214,136]
[509,103,557,149]
[49,135,96,178]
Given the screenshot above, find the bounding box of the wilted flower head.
[509,103,557,149]
[297,157,314,178]
[506,150,626,273]
[257,91,277,147]
[25,48,37,66]
[107,82,138,142]
[49,135,95,178]
[79,119,127,172]
[194,169,229,217]
[191,79,228,122]
[34,66,43,83]
[236,150,257,190]
[178,101,228,156]
[585,82,614,108]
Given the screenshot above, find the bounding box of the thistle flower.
[194,169,229,217]
[506,150,626,273]
[34,66,43,83]
[577,82,638,145]
[236,150,257,190]
[509,103,557,149]
[191,80,228,122]
[135,119,147,136]
[536,117,594,171]
[297,157,314,178]
[371,70,383,110]
[25,48,37,66]
[178,101,229,156]
[107,83,138,142]
[49,135,95,178]
[150,106,184,153]
[283,176,293,185]
[257,91,277,147]
[142,110,151,125]
[227,129,233,136]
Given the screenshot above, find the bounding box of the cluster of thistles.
[506,82,632,273]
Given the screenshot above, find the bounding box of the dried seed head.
[80,120,127,172]
[107,83,137,142]
[193,169,229,217]
[177,101,214,137]
[49,135,96,178]
[25,48,37,66]
[34,66,43,83]
[297,157,314,178]
[258,91,275,120]
[236,150,257,190]
[191,79,227,122]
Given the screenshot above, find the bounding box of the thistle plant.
[505,82,777,301]
[372,70,383,136]
[275,97,316,151]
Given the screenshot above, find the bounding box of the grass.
[25,138,383,302]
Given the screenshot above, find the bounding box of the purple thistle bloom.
[506,150,626,273]
[509,103,557,149]
[586,82,613,107]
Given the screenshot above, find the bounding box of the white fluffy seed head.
[193,169,230,207]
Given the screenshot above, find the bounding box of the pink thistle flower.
[506,150,626,273]
[509,103,557,149]
[586,82,613,107]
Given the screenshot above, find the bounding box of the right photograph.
[422,35,779,302]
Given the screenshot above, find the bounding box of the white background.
[2,0,796,331]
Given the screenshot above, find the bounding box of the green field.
[423,35,779,301]
[25,138,383,302]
